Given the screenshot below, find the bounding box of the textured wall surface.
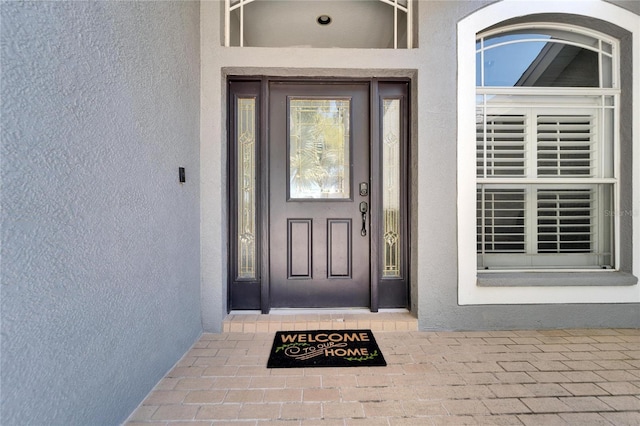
[1,2,201,424]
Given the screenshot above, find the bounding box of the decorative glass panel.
[289,99,350,199]
[237,98,256,279]
[382,99,401,278]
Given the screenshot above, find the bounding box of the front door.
[228,78,409,312]
[269,82,370,308]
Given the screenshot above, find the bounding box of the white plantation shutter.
[535,116,598,258]
[477,115,527,177]
[537,115,595,177]
[477,188,526,254]
[537,188,594,253]
[476,105,613,269]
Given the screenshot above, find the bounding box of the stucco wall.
[201,0,639,331]
[423,1,639,328]
[1,2,201,424]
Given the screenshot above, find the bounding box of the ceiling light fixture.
[317,15,332,25]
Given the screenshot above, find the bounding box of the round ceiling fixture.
[317,15,332,26]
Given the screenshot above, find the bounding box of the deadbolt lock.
[359,182,369,197]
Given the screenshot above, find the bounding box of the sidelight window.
[236,97,257,279]
[476,25,619,271]
[382,99,401,277]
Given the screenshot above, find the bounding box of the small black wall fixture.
[317,15,331,25]
[179,167,186,183]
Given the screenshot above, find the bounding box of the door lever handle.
[359,201,368,237]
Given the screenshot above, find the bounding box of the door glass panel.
[289,99,350,199]
[237,98,256,279]
[382,99,401,277]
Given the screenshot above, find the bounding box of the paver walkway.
[126,328,640,425]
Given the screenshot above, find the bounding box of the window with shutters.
[476,24,618,270]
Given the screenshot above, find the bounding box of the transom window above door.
[224,0,413,48]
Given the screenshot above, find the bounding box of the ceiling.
[231,0,408,48]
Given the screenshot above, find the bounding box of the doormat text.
[267,330,386,368]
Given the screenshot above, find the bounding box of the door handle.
[359,201,368,237]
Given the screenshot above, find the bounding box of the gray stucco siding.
[1,2,202,424]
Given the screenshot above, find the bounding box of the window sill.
[477,271,638,287]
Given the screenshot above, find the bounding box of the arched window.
[456,0,640,305]
[476,25,618,270]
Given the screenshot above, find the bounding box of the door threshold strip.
[223,310,417,333]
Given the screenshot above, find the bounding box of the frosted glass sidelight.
[237,98,256,279]
[382,99,401,278]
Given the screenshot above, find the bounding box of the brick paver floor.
[126,328,640,425]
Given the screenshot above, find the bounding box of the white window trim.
[457,0,640,304]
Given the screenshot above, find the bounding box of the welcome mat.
[267,329,386,368]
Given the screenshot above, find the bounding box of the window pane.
[537,115,595,177]
[602,105,615,178]
[477,187,526,254]
[537,189,593,253]
[479,31,601,87]
[477,184,614,269]
[483,40,549,87]
[478,100,610,181]
[237,98,256,279]
[289,99,350,199]
[477,113,527,177]
[602,53,613,88]
[382,99,401,278]
[476,49,482,86]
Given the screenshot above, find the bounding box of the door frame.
[227,76,411,313]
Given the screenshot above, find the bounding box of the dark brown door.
[269,82,370,308]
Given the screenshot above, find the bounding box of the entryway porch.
[126,327,640,425]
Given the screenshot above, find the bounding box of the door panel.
[288,219,312,278]
[328,219,351,278]
[269,82,370,308]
